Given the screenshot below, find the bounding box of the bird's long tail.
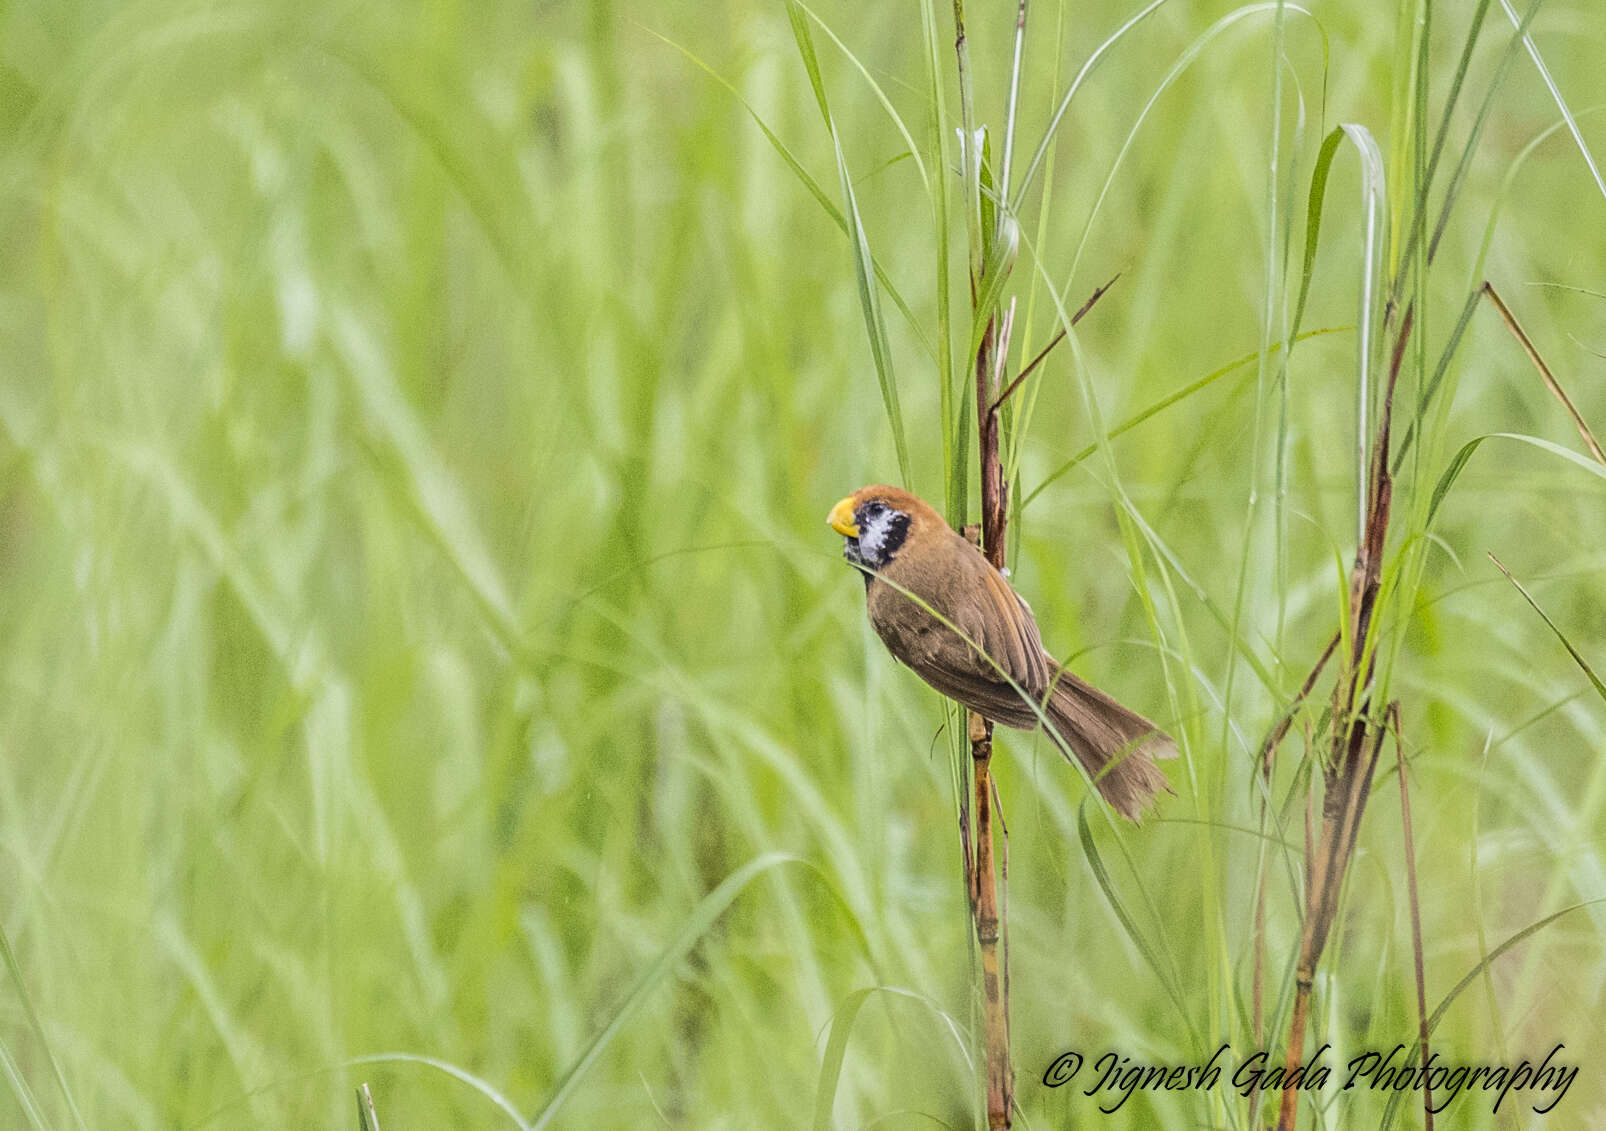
[1042,666,1176,822]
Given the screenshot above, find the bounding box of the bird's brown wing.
[873,535,1052,728]
[967,557,1053,698]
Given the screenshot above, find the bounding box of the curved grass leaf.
[1426,431,1606,530]
[1379,898,1606,1129]
[1012,0,1173,210]
[346,1053,527,1129]
[1076,804,1195,1043]
[527,852,804,1130]
[1334,121,1388,543]
[813,985,973,1131]
[790,0,929,196]
[784,1,912,486]
[1063,3,1327,290]
[645,28,937,367]
[1025,327,1348,506]
[1291,128,1348,341]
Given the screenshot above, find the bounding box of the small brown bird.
[828,485,1175,820]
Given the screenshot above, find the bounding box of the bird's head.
[826,485,940,572]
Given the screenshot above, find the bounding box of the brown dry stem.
[1483,282,1606,464]
[968,290,1015,1128]
[1273,310,1409,1131]
[1393,703,1433,1130]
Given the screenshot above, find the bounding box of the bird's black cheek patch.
[880,513,910,560]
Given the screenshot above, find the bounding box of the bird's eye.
[866,501,884,517]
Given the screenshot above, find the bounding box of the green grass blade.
[1012,0,1173,210]
[1426,431,1606,529]
[784,1,912,485]
[1424,0,1544,262]
[1379,898,1606,1128]
[834,136,913,486]
[1026,327,1349,505]
[1382,0,1491,313]
[791,0,929,195]
[1498,0,1606,202]
[345,1054,527,1129]
[647,28,937,365]
[785,0,832,123]
[1076,805,1196,1043]
[1423,436,1487,530]
[526,853,804,1130]
[1392,281,1484,471]
[813,986,973,1131]
[1488,555,1606,703]
[0,897,89,1131]
[1290,128,1348,341]
[920,0,959,522]
[813,987,877,1131]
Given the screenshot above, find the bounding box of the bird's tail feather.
[1043,666,1176,822]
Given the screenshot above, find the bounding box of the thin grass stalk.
[1489,555,1606,700]
[1274,300,1410,1131]
[998,0,1029,212]
[952,0,982,282]
[992,774,1011,1069]
[959,746,978,917]
[950,7,1016,1112]
[967,295,1017,1128]
[1383,0,1492,319]
[1249,628,1340,1118]
[967,708,1011,1130]
[0,914,88,1131]
[356,1084,382,1131]
[989,274,1120,413]
[1275,708,1390,1131]
[1483,283,1606,463]
[1392,705,1433,1131]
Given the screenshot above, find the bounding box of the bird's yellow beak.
[827,496,859,537]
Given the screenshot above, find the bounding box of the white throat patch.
[855,505,909,568]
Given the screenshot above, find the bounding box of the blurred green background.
[2,0,1604,1127]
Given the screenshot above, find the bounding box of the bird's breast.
[866,573,948,667]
